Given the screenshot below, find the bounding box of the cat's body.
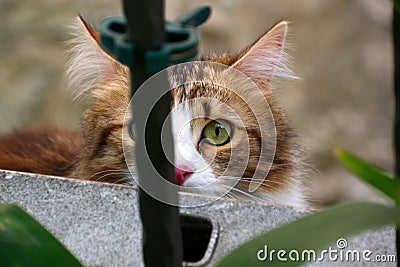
[0,126,82,177]
[0,17,308,206]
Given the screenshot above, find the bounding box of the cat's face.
[67,17,307,206]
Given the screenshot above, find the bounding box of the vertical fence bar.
[393,4,400,264]
[122,1,182,266]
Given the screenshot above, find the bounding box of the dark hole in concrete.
[181,214,219,266]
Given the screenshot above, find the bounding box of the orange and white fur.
[0,17,308,206]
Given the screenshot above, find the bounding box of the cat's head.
[67,16,306,206]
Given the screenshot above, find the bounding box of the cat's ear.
[66,16,122,100]
[232,21,296,86]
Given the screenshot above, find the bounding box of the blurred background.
[0,0,393,206]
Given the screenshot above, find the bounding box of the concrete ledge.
[0,170,396,266]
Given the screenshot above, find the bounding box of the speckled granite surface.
[0,170,396,266]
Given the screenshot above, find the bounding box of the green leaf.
[335,148,400,204]
[0,204,83,267]
[216,202,400,267]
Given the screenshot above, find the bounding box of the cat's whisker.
[218,175,290,196]
[93,171,130,182]
[113,177,134,185]
[218,176,286,186]
[121,180,136,186]
[242,178,289,187]
[236,187,285,203]
[92,172,129,182]
[87,169,128,180]
[218,176,252,184]
[218,177,281,193]
[221,185,268,203]
[218,176,241,180]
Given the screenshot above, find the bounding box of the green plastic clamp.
[99,6,211,74]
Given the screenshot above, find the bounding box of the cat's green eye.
[202,120,231,146]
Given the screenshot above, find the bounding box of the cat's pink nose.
[175,167,193,186]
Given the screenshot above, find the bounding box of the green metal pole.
[122,1,182,266]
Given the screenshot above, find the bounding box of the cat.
[0,17,307,207]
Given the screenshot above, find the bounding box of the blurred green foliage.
[0,204,83,267]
